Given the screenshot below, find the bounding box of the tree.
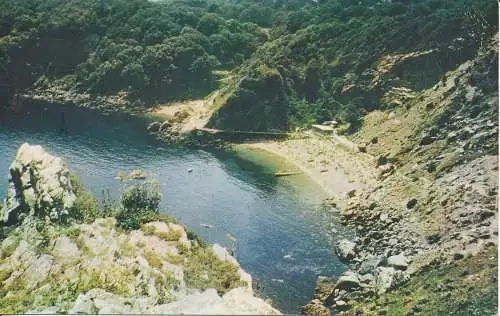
[197,13,224,36]
[121,63,149,88]
[304,59,321,101]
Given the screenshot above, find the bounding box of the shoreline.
[233,136,379,206]
[232,142,336,197]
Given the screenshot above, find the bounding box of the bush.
[69,174,99,223]
[121,181,161,214]
[116,180,173,230]
[184,246,246,295]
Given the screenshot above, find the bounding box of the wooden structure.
[195,127,289,141]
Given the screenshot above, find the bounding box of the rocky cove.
[0,103,355,314]
[1,35,498,315]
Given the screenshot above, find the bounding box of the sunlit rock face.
[1,143,77,225]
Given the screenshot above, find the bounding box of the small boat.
[200,223,214,228]
[274,170,303,177]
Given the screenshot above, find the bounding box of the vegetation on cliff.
[0,0,497,130]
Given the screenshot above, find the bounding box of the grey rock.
[53,235,81,263]
[148,287,280,315]
[159,121,172,132]
[358,255,383,274]
[23,254,53,289]
[387,254,409,270]
[358,273,375,284]
[335,239,357,261]
[69,293,98,314]
[335,300,347,307]
[25,306,59,314]
[375,267,409,294]
[0,143,76,225]
[335,271,360,290]
[375,267,396,294]
[146,121,161,132]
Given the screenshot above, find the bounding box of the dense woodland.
[0,0,497,131]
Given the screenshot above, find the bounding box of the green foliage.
[1,0,497,130]
[348,246,498,315]
[184,246,247,295]
[231,0,497,131]
[69,173,175,230]
[141,223,182,241]
[0,0,267,104]
[70,174,99,223]
[117,181,162,229]
[121,181,161,215]
[112,180,177,229]
[208,64,288,131]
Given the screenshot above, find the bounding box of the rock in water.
[128,169,147,180]
[0,143,76,225]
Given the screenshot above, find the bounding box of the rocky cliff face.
[304,35,498,315]
[1,143,77,225]
[0,144,279,315]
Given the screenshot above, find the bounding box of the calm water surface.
[0,103,349,313]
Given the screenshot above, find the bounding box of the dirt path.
[151,91,221,134]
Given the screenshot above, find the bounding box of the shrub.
[184,246,246,295]
[116,180,174,230]
[70,174,99,223]
[121,181,161,213]
[156,229,182,242]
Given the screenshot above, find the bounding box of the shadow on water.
[0,101,351,313]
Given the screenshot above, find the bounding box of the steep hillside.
[302,34,498,316]
[208,0,497,131]
[234,33,498,315]
[1,0,496,133]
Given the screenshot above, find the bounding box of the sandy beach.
[233,134,379,203]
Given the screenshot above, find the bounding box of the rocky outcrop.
[68,287,278,314]
[335,239,357,262]
[305,35,498,316]
[0,216,280,314]
[0,144,280,315]
[0,143,76,225]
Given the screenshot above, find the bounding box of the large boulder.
[387,254,409,270]
[374,267,395,294]
[374,267,409,294]
[335,239,357,261]
[335,271,361,290]
[0,143,77,225]
[358,255,384,275]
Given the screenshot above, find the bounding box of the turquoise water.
[0,102,349,313]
